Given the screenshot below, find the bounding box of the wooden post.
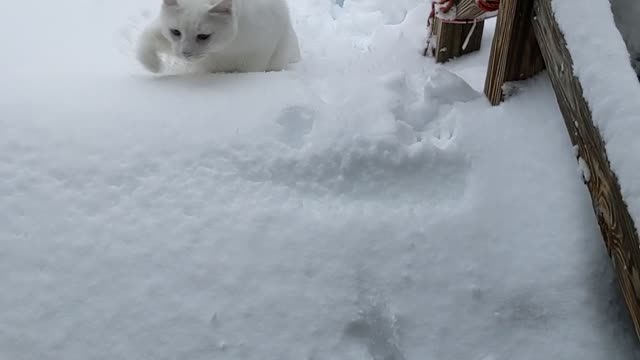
[532,0,640,340]
[483,0,545,105]
[431,18,485,63]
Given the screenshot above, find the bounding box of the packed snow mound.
[224,135,471,201]
[0,0,639,359]
[424,67,482,105]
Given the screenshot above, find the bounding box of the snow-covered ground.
[1,0,639,359]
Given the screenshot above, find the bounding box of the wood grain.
[533,0,640,340]
[455,0,490,19]
[432,17,484,63]
[484,0,545,105]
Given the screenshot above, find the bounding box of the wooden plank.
[484,0,545,105]
[433,18,484,63]
[532,0,640,340]
[455,0,492,19]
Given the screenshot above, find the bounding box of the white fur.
[136,0,301,74]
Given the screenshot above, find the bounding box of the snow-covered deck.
[0,0,638,358]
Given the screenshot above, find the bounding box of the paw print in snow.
[429,111,458,149]
[276,105,315,148]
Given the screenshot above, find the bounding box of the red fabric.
[476,0,500,12]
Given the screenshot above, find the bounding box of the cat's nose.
[182,50,194,58]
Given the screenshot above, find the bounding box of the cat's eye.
[196,34,211,41]
[170,29,181,37]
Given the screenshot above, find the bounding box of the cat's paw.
[137,48,163,73]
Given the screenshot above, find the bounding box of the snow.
[578,157,592,183]
[553,0,640,242]
[0,0,639,359]
[610,0,640,74]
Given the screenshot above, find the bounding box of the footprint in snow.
[275,105,316,149]
[344,303,406,360]
[428,110,459,150]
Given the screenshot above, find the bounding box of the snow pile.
[0,0,639,359]
[553,0,640,237]
[609,0,640,74]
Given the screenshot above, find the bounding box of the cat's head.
[160,0,237,60]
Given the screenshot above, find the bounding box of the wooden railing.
[483,0,640,340]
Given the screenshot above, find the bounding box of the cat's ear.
[209,0,233,16]
[163,0,179,7]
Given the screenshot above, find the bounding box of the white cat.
[136,0,300,74]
